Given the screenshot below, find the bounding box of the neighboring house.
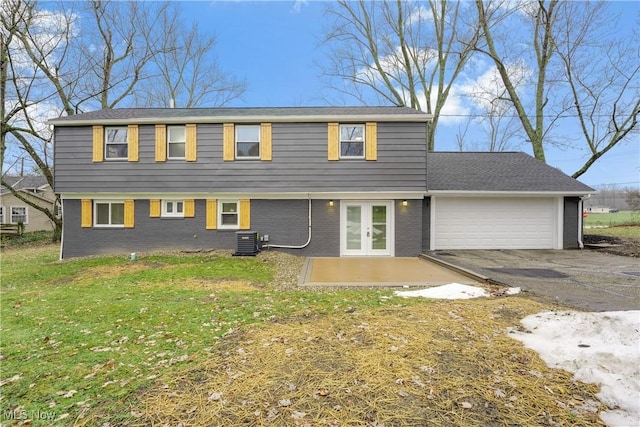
[1,176,57,233]
[47,107,594,259]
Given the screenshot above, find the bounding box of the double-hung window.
[95,201,125,227]
[236,125,260,159]
[10,206,28,224]
[0,206,4,223]
[105,127,128,160]
[219,201,239,228]
[340,124,365,158]
[162,200,184,218]
[167,125,186,159]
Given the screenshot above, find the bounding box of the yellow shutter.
[184,199,195,218]
[239,199,251,230]
[92,126,104,162]
[128,125,139,162]
[327,122,339,160]
[155,125,167,162]
[260,123,272,161]
[124,200,135,228]
[206,199,217,230]
[365,122,377,161]
[223,123,235,161]
[81,199,92,227]
[149,199,161,218]
[185,124,197,162]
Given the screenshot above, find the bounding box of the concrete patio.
[300,257,481,287]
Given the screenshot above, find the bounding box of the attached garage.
[432,196,562,250]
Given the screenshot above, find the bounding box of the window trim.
[167,125,186,160]
[94,200,125,228]
[218,200,240,229]
[235,124,261,160]
[339,124,366,159]
[104,126,129,161]
[10,206,29,224]
[161,200,185,218]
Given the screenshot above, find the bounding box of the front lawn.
[1,245,604,426]
[583,210,640,227]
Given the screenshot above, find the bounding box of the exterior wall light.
[329,200,334,207]
[402,200,408,207]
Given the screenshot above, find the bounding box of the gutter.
[46,113,433,126]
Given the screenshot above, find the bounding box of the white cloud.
[457,61,531,116]
[8,8,76,74]
[355,46,438,86]
[291,0,308,14]
[406,5,432,25]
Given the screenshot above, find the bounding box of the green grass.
[583,210,640,227]
[0,245,396,425]
[1,230,53,248]
[583,210,640,239]
[584,225,640,239]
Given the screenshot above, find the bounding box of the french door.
[341,201,393,256]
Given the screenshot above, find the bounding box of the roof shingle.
[427,152,594,193]
[47,106,430,125]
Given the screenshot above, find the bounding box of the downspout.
[59,196,64,260]
[263,196,312,249]
[578,195,590,249]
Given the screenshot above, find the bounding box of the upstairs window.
[0,206,4,223]
[236,125,260,159]
[105,127,128,160]
[340,124,365,158]
[167,125,186,159]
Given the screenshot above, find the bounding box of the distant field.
[583,210,639,227]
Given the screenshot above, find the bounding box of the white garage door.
[433,197,558,249]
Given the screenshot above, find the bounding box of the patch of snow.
[504,287,521,295]
[395,283,489,299]
[509,310,640,426]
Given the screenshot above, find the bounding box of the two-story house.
[48,107,593,259]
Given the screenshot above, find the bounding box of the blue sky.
[181,1,639,190]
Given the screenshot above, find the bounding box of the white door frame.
[340,200,394,256]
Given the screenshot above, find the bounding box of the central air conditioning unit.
[233,231,259,256]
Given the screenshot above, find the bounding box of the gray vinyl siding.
[54,122,427,193]
[563,197,581,249]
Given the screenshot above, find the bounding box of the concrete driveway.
[425,249,640,312]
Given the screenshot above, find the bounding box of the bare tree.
[135,12,246,108]
[475,0,639,178]
[322,0,481,150]
[1,0,62,238]
[457,64,526,152]
[1,0,245,240]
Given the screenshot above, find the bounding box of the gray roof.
[2,175,49,192]
[47,106,431,125]
[427,152,594,193]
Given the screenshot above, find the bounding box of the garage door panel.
[434,198,556,249]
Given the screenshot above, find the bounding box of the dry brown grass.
[125,297,603,427]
